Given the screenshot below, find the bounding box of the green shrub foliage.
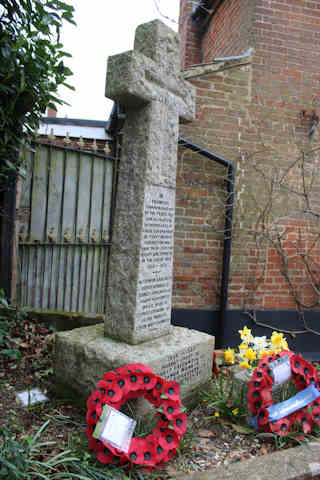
[0,0,75,188]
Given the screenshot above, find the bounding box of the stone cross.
[105,20,195,345]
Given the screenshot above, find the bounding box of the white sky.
[57,0,180,121]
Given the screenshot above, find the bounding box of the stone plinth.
[55,324,214,412]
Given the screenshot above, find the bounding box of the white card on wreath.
[93,405,136,453]
[269,355,291,385]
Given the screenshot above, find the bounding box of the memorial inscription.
[135,186,175,333]
[160,346,202,384]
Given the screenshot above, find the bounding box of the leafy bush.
[0,0,75,188]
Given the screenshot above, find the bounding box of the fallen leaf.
[197,429,215,438]
[230,423,253,434]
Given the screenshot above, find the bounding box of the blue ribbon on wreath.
[251,384,320,429]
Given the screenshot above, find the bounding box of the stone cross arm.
[105,20,195,123]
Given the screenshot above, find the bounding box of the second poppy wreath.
[86,363,187,469]
[248,351,320,436]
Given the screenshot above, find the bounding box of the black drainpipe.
[178,137,235,348]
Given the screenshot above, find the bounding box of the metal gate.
[17,143,114,314]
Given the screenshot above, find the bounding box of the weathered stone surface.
[176,440,320,480]
[104,20,195,344]
[55,324,214,410]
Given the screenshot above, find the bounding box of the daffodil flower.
[224,347,235,364]
[240,360,250,369]
[243,347,257,362]
[239,326,251,337]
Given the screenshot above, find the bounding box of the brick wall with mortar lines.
[201,0,254,61]
[173,146,226,309]
[179,0,202,67]
[176,0,320,312]
[174,59,252,310]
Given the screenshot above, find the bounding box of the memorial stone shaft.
[105,20,195,344]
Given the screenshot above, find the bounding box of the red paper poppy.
[148,376,166,400]
[111,375,131,396]
[89,437,104,452]
[141,373,157,391]
[162,381,181,402]
[164,448,177,462]
[139,440,157,467]
[115,366,131,376]
[86,408,98,426]
[102,371,117,382]
[126,389,145,399]
[122,363,153,375]
[312,398,320,409]
[126,438,147,465]
[278,350,294,359]
[97,447,114,464]
[153,441,168,462]
[157,414,170,431]
[101,382,123,403]
[126,372,144,391]
[161,399,181,420]
[85,424,94,437]
[248,389,272,414]
[291,354,305,375]
[172,412,187,438]
[86,390,103,411]
[270,417,292,436]
[295,410,313,434]
[312,406,320,425]
[157,429,179,450]
[144,390,162,408]
[257,408,270,429]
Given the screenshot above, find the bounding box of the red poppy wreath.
[86,363,187,469]
[248,350,320,436]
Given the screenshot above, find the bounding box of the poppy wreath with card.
[247,350,320,436]
[86,363,187,469]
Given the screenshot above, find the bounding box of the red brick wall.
[175,61,252,310]
[179,0,202,66]
[202,0,253,61]
[173,145,226,309]
[176,0,320,312]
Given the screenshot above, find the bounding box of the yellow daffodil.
[243,347,256,362]
[232,408,239,416]
[259,348,269,359]
[214,412,220,417]
[224,348,235,364]
[271,332,287,350]
[238,326,252,340]
[239,342,248,351]
[240,360,250,369]
[279,339,289,351]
